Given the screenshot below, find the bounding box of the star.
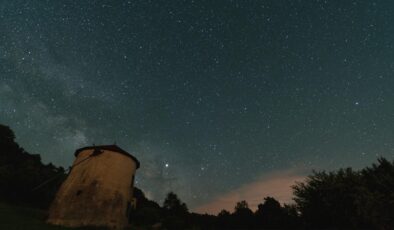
[2,0,393,214]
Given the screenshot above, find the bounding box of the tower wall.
[47,148,138,229]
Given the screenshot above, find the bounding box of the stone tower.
[47,145,140,229]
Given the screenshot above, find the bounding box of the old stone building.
[47,145,140,229]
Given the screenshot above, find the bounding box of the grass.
[0,203,109,230]
[0,203,66,230]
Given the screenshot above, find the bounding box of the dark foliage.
[0,124,65,208]
[130,187,163,226]
[162,192,189,229]
[255,197,299,229]
[293,158,394,230]
[231,200,254,229]
[131,191,299,229]
[1,124,393,229]
[131,158,394,230]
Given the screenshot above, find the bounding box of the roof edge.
[74,145,140,169]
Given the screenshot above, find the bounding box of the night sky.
[1,0,394,214]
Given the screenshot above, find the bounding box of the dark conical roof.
[74,145,140,168]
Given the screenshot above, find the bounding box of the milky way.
[1,1,394,213]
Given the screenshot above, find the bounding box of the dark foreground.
[0,203,111,230]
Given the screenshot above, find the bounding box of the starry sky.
[1,0,394,214]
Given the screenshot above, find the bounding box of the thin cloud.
[193,168,306,215]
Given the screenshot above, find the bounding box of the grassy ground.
[0,203,111,230]
[0,203,66,230]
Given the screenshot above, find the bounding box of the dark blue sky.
[1,0,394,213]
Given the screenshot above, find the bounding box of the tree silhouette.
[357,158,394,229]
[1,123,393,230]
[293,158,394,229]
[218,209,229,216]
[130,187,162,226]
[0,124,15,143]
[0,124,65,208]
[162,192,189,229]
[163,192,188,215]
[233,200,254,229]
[255,197,284,228]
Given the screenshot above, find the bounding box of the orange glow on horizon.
[193,169,305,215]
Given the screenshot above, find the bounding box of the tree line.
[0,124,65,208]
[132,157,393,230]
[0,124,393,229]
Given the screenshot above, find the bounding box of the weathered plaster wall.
[47,148,137,229]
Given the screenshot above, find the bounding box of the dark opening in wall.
[131,175,135,187]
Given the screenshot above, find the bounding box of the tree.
[218,209,230,217]
[254,197,300,229]
[234,200,249,212]
[162,192,189,229]
[357,158,394,229]
[130,187,162,226]
[0,124,65,208]
[292,158,394,229]
[233,200,253,219]
[255,197,283,228]
[0,124,15,144]
[293,168,363,228]
[216,209,231,229]
[163,192,188,215]
[233,200,254,229]
[256,197,281,214]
